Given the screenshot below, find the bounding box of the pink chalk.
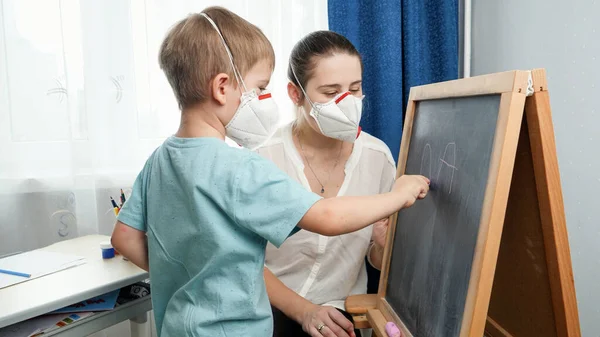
[385,322,401,337]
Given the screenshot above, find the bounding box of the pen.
[120,189,126,204]
[0,268,31,278]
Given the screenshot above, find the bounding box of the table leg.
[130,312,150,337]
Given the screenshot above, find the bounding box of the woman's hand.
[368,218,389,270]
[301,303,356,337]
[372,218,389,248]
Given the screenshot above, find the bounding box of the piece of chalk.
[385,322,401,337]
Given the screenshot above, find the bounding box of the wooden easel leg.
[525,90,581,337]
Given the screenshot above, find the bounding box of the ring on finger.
[317,323,326,333]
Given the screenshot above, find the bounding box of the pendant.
[320,188,325,194]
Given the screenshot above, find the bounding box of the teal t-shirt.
[117,136,321,337]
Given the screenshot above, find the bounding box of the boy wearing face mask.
[111,7,430,337]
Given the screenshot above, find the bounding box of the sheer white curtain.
[0,0,329,255]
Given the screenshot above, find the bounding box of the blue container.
[100,241,115,259]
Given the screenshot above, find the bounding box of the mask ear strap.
[200,13,248,92]
[289,64,316,107]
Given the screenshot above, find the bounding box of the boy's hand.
[393,175,430,207]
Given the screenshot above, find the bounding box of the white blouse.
[256,123,396,310]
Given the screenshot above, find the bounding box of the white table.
[0,235,152,336]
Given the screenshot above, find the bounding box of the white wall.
[471,1,600,336]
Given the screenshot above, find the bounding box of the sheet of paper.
[0,251,86,289]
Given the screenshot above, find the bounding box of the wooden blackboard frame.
[345,69,581,337]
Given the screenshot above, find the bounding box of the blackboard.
[386,94,502,337]
[345,70,579,337]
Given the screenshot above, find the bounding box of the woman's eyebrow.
[317,83,341,90]
[317,81,362,90]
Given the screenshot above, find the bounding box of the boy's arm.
[232,154,427,248]
[111,221,149,271]
[298,175,429,236]
[298,193,400,236]
[111,167,149,271]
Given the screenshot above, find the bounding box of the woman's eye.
[325,92,337,97]
[350,88,361,93]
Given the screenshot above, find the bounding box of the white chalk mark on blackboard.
[420,144,433,178]
[436,142,458,194]
[439,159,458,171]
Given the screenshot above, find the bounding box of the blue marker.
[0,268,31,278]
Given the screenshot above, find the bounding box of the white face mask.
[291,67,363,143]
[308,92,363,143]
[201,13,279,150]
[226,90,279,150]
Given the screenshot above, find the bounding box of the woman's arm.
[368,242,385,271]
[264,267,313,323]
[368,149,398,270]
[367,218,388,270]
[264,267,356,337]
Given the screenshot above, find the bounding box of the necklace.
[297,132,343,194]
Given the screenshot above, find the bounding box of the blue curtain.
[328,0,459,162]
[328,0,459,294]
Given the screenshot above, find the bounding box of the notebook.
[50,289,120,314]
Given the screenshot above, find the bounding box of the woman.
[256,31,396,337]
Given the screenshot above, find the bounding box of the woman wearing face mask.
[256,31,396,337]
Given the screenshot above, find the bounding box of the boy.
[111,7,429,337]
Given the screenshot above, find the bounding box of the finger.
[316,321,341,337]
[308,326,322,337]
[328,310,354,336]
[374,219,388,228]
[321,319,350,337]
[320,326,337,337]
[314,313,340,337]
[317,310,348,337]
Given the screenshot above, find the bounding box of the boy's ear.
[287,82,302,105]
[211,73,230,105]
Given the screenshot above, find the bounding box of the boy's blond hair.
[159,7,275,109]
